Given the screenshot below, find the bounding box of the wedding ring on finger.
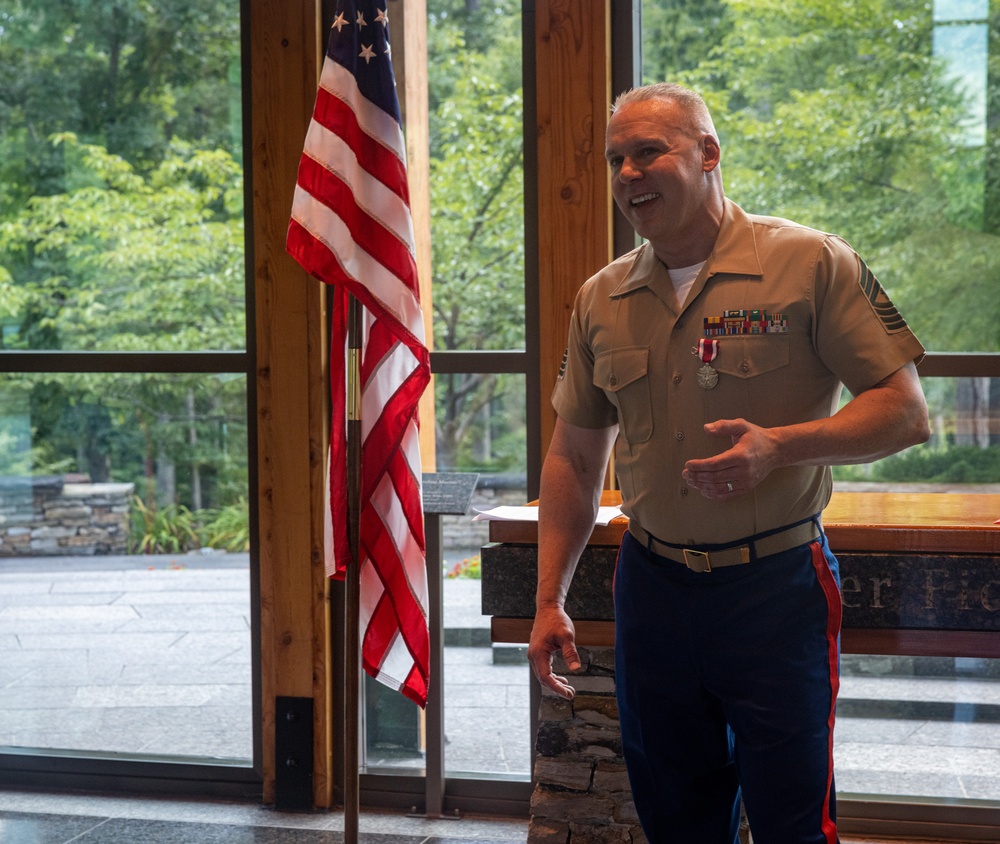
[726,482,734,492]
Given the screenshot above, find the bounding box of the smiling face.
[605,96,724,267]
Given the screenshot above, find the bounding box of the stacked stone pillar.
[529,647,645,844]
[528,646,752,844]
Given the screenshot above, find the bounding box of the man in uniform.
[526,83,930,844]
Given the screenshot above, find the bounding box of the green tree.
[0,134,246,503]
[0,134,244,352]
[642,0,1000,455]
[0,0,247,510]
[641,0,733,84]
[427,0,526,470]
[0,0,240,213]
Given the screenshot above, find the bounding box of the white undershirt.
[667,260,706,307]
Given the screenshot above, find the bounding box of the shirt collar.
[610,198,763,298]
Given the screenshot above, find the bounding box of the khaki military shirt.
[552,199,925,546]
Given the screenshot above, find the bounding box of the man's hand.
[682,363,930,500]
[682,417,777,499]
[528,605,582,700]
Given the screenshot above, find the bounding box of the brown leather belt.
[628,518,821,573]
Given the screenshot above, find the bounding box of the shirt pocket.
[593,346,652,444]
[713,335,790,380]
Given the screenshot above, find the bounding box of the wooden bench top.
[487,491,1000,555]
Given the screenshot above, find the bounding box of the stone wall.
[530,647,752,844]
[529,647,645,844]
[442,472,527,555]
[0,476,134,556]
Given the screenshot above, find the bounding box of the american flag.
[286,0,431,707]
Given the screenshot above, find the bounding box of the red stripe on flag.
[400,664,428,708]
[361,365,429,498]
[360,505,430,665]
[310,87,410,201]
[294,155,418,290]
[386,447,425,555]
[285,4,431,708]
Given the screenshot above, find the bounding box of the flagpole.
[345,293,363,844]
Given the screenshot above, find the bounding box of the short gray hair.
[611,83,716,135]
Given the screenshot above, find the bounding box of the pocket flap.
[593,346,649,392]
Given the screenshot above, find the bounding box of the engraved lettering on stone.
[982,581,1000,612]
[924,569,948,610]
[840,576,861,609]
[870,576,891,609]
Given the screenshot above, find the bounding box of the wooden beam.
[249,0,333,808]
[534,0,614,459]
[388,0,436,472]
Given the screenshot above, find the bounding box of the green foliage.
[0,133,245,352]
[864,444,1000,484]
[427,0,527,471]
[130,495,200,555]
[642,0,734,83]
[200,496,251,552]
[0,0,248,520]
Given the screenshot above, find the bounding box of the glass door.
[0,0,256,786]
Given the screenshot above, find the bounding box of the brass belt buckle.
[682,548,711,573]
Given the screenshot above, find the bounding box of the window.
[642,0,1000,820]
[359,0,534,789]
[0,0,256,788]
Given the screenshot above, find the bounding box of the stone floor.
[0,789,529,843]
[0,551,997,841]
[0,788,961,843]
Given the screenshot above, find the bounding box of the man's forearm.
[535,420,617,610]
[772,362,930,468]
[536,458,602,609]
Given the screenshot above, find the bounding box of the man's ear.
[702,134,721,172]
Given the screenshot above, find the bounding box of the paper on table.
[473,505,624,525]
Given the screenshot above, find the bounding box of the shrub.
[129,496,200,554]
[446,555,481,579]
[200,497,251,552]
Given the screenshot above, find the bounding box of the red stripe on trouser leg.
[810,539,842,844]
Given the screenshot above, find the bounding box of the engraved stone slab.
[421,472,479,516]
[482,543,1000,632]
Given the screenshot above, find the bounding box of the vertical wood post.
[249,0,334,809]
[389,0,435,472]
[534,0,615,460]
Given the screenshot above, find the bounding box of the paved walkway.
[1,552,999,802]
[0,553,529,774]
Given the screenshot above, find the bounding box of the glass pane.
[837,654,1000,800]
[641,0,1000,356]
[0,372,251,759]
[440,393,530,776]
[428,0,525,352]
[834,377,1000,485]
[934,0,989,23]
[441,491,532,777]
[0,0,245,352]
[641,0,1000,813]
[363,374,531,776]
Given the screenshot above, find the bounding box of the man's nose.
[617,158,642,181]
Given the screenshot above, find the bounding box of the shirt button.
[680,487,689,497]
[609,375,618,386]
[740,361,750,373]
[673,372,682,384]
[675,431,684,441]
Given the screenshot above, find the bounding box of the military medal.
[695,338,719,389]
